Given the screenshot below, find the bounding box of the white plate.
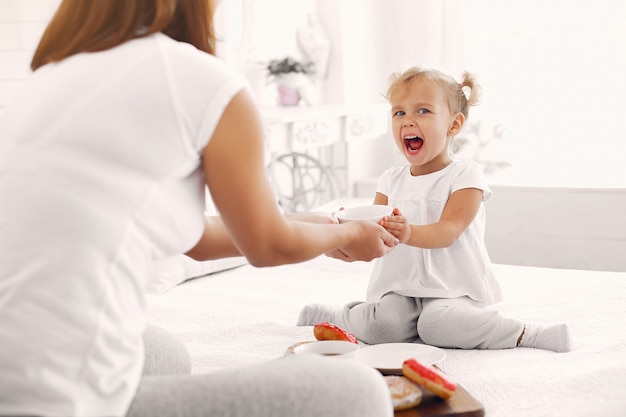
[357,343,446,375]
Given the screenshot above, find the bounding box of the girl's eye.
[393,110,405,117]
[418,108,430,114]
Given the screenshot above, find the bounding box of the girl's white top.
[366,161,504,305]
[0,33,246,416]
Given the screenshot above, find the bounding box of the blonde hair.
[32,0,216,71]
[385,66,481,119]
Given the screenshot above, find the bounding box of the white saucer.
[357,343,446,375]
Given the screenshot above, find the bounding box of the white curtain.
[385,0,466,75]
[315,0,466,103]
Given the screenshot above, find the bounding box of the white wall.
[463,0,626,188]
[0,0,59,116]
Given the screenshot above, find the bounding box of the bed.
[145,207,626,417]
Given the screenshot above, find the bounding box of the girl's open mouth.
[404,135,423,153]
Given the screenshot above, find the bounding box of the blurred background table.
[262,103,388,212]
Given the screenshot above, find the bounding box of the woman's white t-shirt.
[366,161,504,305]
[0,33,246,416]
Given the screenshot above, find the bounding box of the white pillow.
[145,255,248,294]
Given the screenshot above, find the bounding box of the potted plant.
[267,57,316,106]
[267,57,315,79]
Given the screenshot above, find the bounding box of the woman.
[0,1,396,416]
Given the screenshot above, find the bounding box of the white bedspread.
[147,255,626,417]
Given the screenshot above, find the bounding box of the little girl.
[298,66,572,352]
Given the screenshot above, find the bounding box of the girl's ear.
[448,112,465,137]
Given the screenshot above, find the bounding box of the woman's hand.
[326,220,398,262]
[380,207,411,244]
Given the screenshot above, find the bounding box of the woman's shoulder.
[152,33,247,96]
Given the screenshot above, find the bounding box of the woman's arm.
[185,211,336,261]
[381,188,483,249]
[190,88,397,266]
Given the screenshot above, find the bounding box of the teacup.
[335,205,394,224]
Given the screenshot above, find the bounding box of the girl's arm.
[373,192,388,205]
[381,188,483,249]
[188,88,397,266]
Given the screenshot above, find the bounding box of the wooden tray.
[394,384,484,417]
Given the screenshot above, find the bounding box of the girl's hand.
[380,207,411,244]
